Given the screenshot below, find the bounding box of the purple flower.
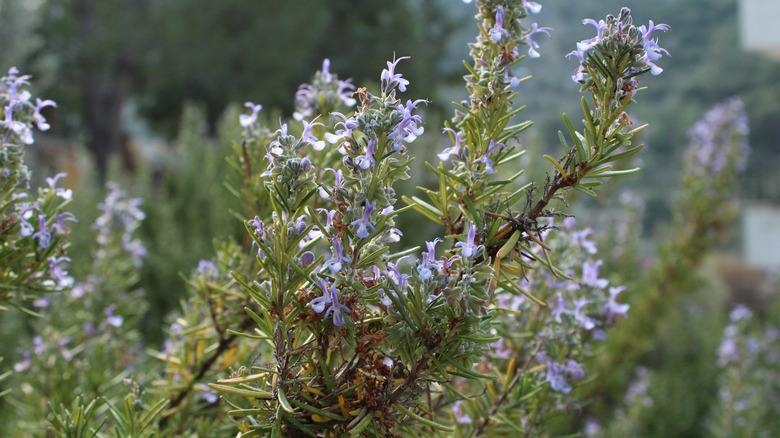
[503,58,523,88]
[729,304,752,322]
[387,256,410,291]
[3,105,33,144]
[524,23,552,58]
[318,168,345,199]
[325,112,358,149]
[294,215,308,235]
[476,140,505,175]
[438,128,463,161]
[13,350,31,372]
[239,102,263,127]
[605,286,630,325]
[566,359,585,380]
[566,48,588,83]
[248,216,266,238]
[45,173,73,200]
[573,299,596,330]
[417,238,442,280]
[268,121,289,154]
[536,354,572,394]
[582,260,608,289]
[337,80,357,107]
[197,260,220,279]
[523,1,542,14]
[455,222,479,258]
[350,200,377,239]
[381,55,410,94]
[322,238,351,273]
[301,116,326,151]
[488,6,510,42]
[311,278,351,326]
[319,58,333,82]
[578,19,608,52]
[32,335,45,354]
[316,208,338,229]
[549,368,571,393]
[373,267,394,307]
[638,20,671,76]
[200,392,219,404]
[571,228,597,254]
[355,135,376,170]
[388,99,426,153]
[18,204,35,236]
[49,255,73,288]
[452,400,473,424]
[105,304,124,328]
[550,292,567,323]
[33,98,57,131]
[31,214,52,248]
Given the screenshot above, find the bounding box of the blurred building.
[739,0,780,271]
[740,0,780,60]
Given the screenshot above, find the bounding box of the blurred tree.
[33,0,151,182]
[0,0,44,72]
[29,0,459,181]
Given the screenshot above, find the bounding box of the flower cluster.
[706,304,780,437]
[1,67,56,189]
[210,2,666,436]
[93,182,147,267]
[0,67,75,309]
[568,8,669,86]
[685,97,750,179]
[7,183,150,436]
[293,58,356,122]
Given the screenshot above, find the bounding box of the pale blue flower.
[525,23,552,58]
[417,238,441,280]
[439,128,463,161]
[316,207,338,229]
[355,135,376,170]
[388,99,426,153]
[639,20,671,75]
[488,6,510,42]
[318,168,344,199]
[239,102,262,127]
[387,256,410,291]
[300,116,326,150]
[550,292,567,323]
[455,222,479,258]
[582,260,608,289]
[476,140,505,175]
[452,400,473,424]
[350,200,377,239]
[311,278,351,326]
[605,286,630,325]
[381,55,410,93]
[523,1,542,14]
[49,255,73,288]
[322,238,350,273]
[32,98,56,131]
[31,214,51,248]
[566,359,585,380]
[105,304,124,328]
[573,299,596,330]
[325,112,358,149]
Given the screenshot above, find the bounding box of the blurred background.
[2,0,779,435]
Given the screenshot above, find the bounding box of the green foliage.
[135,102,244,339]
